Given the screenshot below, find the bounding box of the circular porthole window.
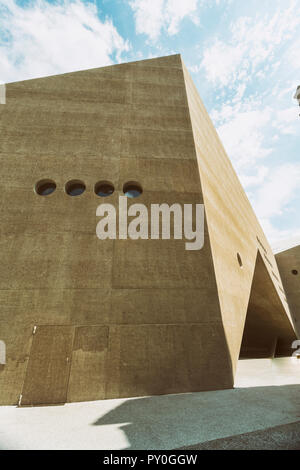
[35,179,56,196]
[291,269,298,275]
[65,180,86,197]
[237,252,243,268]
[123,181,143,198]
[95,181,114,197]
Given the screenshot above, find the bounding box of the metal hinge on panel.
[32,326,37,335]
[18,394,22,406]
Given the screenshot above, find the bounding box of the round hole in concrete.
[123,181,143,198]
[65,180,86,196]
[35,179,56,196]
[95,181,114,197]
[291,269,298,275]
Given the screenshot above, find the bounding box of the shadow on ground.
[179,421,300,450]
[1,383,300,449]
[92,385,300,449]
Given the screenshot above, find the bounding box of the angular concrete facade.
[0,54,297,406]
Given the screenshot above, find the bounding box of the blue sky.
[0,0,299,250]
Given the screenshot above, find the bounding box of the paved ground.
[179,421,300,450]
[0,358,299,450]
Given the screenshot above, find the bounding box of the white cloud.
[0,0,129,83]
[252,164,300,220]
[210,90,300,246]
[272,232,300,253]
[272,82,298,100]
[201,1,300,88]
[232,83,246,103]
[260,218,300,252]
[262,219,300,250]
[129,0,164,41]
[287,36,300,71]
[248,164,300,248]
[201,40,244,86]
[273,107,299,135]
[200,2,300,246]
[212,100,272,171]
[239,166,269,189]
[129,0,198,41]
[166,0,199,35]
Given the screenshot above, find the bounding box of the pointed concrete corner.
[181,59,296,373]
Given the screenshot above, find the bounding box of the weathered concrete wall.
[0,55,233,405]
[240,252,296,358]
[0,54,296,405]
[276,245,300,338]
[182,60,296,367]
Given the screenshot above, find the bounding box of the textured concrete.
[0,358,300,450]
[240,252,295,358]
[0,54,297,406]
[179,421,300,450]
[182,62,297,367]
[276,245,300,337]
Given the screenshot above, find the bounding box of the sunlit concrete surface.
[235,357,300,388]
[0,358,299,450]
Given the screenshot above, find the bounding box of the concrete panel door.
[20,325,74,406]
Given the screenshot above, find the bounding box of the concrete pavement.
[0,358,299,450]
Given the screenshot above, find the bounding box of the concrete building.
[276,245,300,339]
[0,54,297,406]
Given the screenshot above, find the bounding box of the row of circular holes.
[35,179,143,198]
[38,179,244,268]
[40,180,246,270]
[38,180,244,270]
[36,180,299,276]
[39,182,247,269]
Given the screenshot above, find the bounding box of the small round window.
[123,181,143,198]
[35,179,56,196]
[65,180,86,196]
[95,181,114,197]
[237,252,243,268]
[292,269,298,275]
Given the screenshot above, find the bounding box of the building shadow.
[92,384,300,449]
